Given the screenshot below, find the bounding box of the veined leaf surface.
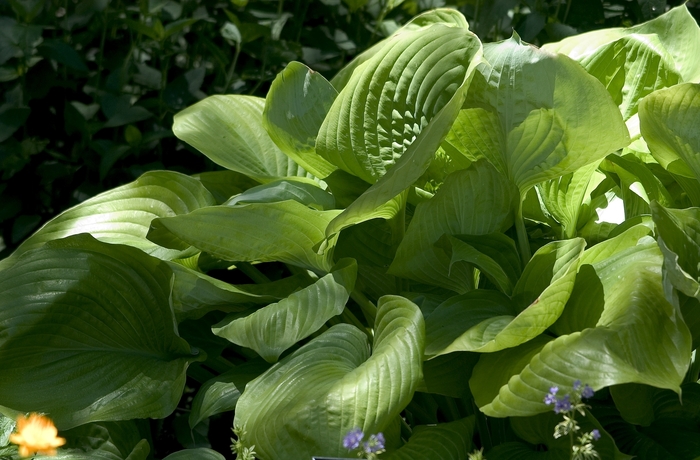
[0,171,215,270]
[212,259,357,362]
[384,417,475,460]
[233,296,424,459]
[0,234,202,429]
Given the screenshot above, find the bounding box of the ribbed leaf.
[148,201,341,272]
[474,241,691,417]
[172,95,309,182]
[321,24,483,237]
[233,296,424,459]
[543,5,700,85]
[225,177,335,210]
[213,259,357,362]
[168,262,308,322]
[53,422,149,460]
[189,360,270,428]
[0,234,202,429]
[263,61,338,178]
[0,171,215,270]
[458,33,629,193]
[640,83,700,180]
[384,418,475,460]
[389,161,518,292]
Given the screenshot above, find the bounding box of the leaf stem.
[515,198,531,266]
[236,262,271,284]
[350,288,377,328]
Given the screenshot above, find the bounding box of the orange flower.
[9,413,66,457]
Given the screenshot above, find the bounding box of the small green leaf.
[53,421,150,460]
[384,417,475,460]
[225,177,335,210]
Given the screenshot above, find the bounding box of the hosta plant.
[2,5,700,460]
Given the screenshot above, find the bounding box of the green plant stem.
[236,262,271,284]
[515,198,532,266]
[224,45,241,93]
[350,289,377,328]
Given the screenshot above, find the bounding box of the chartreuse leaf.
[457,34,629,194]
[162,449,225,460]
[148,200,341,272]
[321,24,483,237]
[640,83,700,180]
[213,259,357,362]
[0,171,215,270]
[263,61,338,179]
[225,177,335,210]
[167,262,309,322]
[487,411,628,460]
[473,239,691,417]
[436,233,520,295]
[189,360,271,429]
[53,422,149,460]
[426,239,583,357]
[233,296,424,459]
[543,5,700,86]
[172,95,309,182]
[650,201,700,299]
[383,417,475,460]
[0,234,202,430]
[390,161,518,293]
[330,8,469,91]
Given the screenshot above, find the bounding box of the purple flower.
[343,428,363,450]
[544,386,559,405]
[591,429,601,441]
[362,433,385,454]
[573,380,582,391]
[582,384,594,399]
[554,394,572,414]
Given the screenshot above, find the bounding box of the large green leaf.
[384,417,474,460]
[321,24,483,237]
[456,33,629,194]
[639,83,700,181]
[233,296,424,459]
[148,200,341,273]
[213,259,357,362]
[263,61,338,179]
[0,171,215,270]
[0,234,202,429]
[473,240,691,417]
[426,239,583,356]
[389,161,518,292]
[162,449,225,460]
[172,95,309,182]
[53,422,149,460]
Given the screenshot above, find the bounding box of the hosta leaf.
[162,449,225,460]
[640,83,700,180]
[172,95,309,182]
[475,241,691,417]
[383,417,475,460]
[225,177,335,210]
[417,352,479,398]
[650,201,700,299]
[436,233,520,295]
[148,201,341,273]
[330,8,470,91]
[458,34,629,193]
[189,360,271,428]
[0,171,215,270]
[167,262,309,322]
[193,170,260,204]
[390,161,518,292]
[321,25,483,237]
[543,5,700,85]
[53,422,149,460]
[212,259,357,362]
[233,296,424,459]
[425,239,582,357]
[317,24,481,185]
[263,61,338,179]
[0,234,202,429]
